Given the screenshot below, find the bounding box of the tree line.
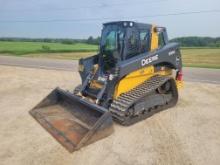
[0,36,100,45]
[0,36,220,47]
[170,37,220,47]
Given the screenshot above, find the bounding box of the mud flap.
[29,88,114,152]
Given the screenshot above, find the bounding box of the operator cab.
[100,21,154,73]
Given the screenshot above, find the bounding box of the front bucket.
[29,88,114,152]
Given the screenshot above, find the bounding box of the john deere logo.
[141,55,159,66]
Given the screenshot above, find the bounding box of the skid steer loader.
[30,21,183,152]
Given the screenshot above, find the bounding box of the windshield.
[100,25,125,71]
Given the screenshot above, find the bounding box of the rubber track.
[109,75,178,125]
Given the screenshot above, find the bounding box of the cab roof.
[103,21,153,29]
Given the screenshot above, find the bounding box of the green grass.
[0,41,98,55]
[22,52,96,60]
[181,48,220,69]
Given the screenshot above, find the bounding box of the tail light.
[176,70,183,81]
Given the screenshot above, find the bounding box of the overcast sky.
[0,0,220,39]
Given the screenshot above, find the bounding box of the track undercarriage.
[110,75,178,125]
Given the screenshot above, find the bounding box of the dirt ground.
[0,65,220,165]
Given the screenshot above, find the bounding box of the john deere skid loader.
[30,21,183,152]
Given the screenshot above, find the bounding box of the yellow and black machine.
[30,21,183,152]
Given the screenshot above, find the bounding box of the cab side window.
[139,31,149,53]
[158,32,165,48]
[126,31,139,59]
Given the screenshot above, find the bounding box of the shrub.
[41,45,50,51]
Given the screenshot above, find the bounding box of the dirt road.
[0,65,220,165]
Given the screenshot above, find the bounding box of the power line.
[45,0,168,11]
[0,9,220,23]
[1,0,168,12]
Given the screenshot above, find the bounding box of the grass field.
[0,41,98,55]
[22,52,96,60]
[181,48,220,69]
[0,41,219,69]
